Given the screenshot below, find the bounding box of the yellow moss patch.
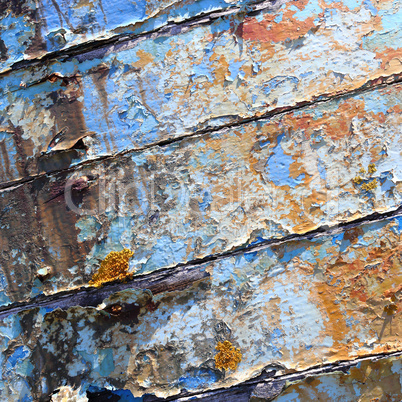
[353,163,378,192]
[214,340,242,371]
[361,179,378,192]
[89,249,134,288]
[368,163,377,174]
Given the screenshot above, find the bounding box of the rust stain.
[241,1,319,43]
[90,63,116,153]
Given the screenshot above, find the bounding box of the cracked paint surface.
[49,355,402,401]
[0,0,401,401]
[0,84,401,305]
[0,0,400,182]
[0,216,401,400]
[273,356,402,402]
[0,0,258,73]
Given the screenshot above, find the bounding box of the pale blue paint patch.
[0,266,10,305]
[269,271,327,356]
[394,216,402,234]
[275,389,302,401]
[315,375,357,399]
[265,134,305,187]
[352,383,362,396]
[227,60,246,82]
[142,236,189,273]
[300,71,313,79]
[363,0,377,15]
[378,3,402,32]
[98,348,115,377]
[263,76,299,95]
[290,0,322,21]
[363,5,402,51]
[310,132,326,149]
[390,359,402,390]
[358,219,392,246]
[192,63,214,82]
[268,327,284,355]
[325,0,363,9]
[199,191,212,212]
[30,278,44,299]
[360,90,392,115]
[1,314,22,341]
[317,158,327,181]
[5,346,30,374]
[299,96,341,120]
[211,256,241,287]
[76,216,100,242]
[0,13,34,65]
[379,171,395,196]
[193,145,216,169]
[256,13,264,22]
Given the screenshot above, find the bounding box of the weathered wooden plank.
[82,353,402,401]
[0,0,262,73]
[0,84,401,305]
[43,353,402,400]
[0,0,401,183]
[0,215,401,400]
[271,356,402,402]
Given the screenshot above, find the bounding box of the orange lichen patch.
[241,1,319,43]
[214,340,242,371]
[89,249,134,288]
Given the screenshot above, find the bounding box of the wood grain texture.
[96,353,400,401]
[0,215,401,400]
[0,1,401,401]
[271,356,402,402]
[0,0,263,73]
[0,83,401,306]
[0,0,400,183]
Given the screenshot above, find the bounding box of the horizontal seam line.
[0,0,275,77]
[156,350,402,401]
[0,71,401,192]
[0,201,401,319]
